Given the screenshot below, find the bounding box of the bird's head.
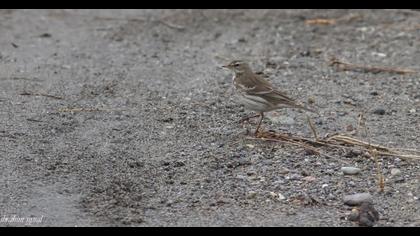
[222,60,252,74]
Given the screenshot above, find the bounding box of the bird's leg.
[239,113,260,124]
[254,112,264,136]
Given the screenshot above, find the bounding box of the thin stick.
[392,148,420,154]
[58,108,103,112]
[327,135,391,152]
[306,115,318,141]
[370,149,385,192]
[356,113,367,137]
[304,13,362,26]
[329,58,417,75]
[328,134,420,160]
[20,92,63,100]
[373,151,420,160]
[305,19,336,25]
[159,20,186,30]
[26,118,43,122]
[93,16,146,22]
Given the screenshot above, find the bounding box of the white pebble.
[341,167,361,175]
[278,193,286,200]
[390,168,401,177]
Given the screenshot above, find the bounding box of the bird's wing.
[245,74,316,112]
[245,74,294,101]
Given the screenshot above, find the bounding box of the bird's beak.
[221,64,229,69]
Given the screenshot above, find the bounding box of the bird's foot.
[254,127,265,138]
[239,113,260,124]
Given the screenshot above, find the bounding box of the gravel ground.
[0,9,419,227]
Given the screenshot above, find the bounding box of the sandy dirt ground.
[0,9,419,226]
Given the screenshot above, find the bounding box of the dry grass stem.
[20,92,63,100]
[306,116,319,141]
[58,108,105,112]
[329,58,417,75]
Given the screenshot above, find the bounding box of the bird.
[222,60,316,136]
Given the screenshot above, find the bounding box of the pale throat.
[232,74,237,87]
[232,71,245,90]
[232,71,243,85]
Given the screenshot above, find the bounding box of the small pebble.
[390,168,401,177]
[343,193,372,206]
[338,111,348,116]
[371,52,387,57]
[393,176,405,183]
[237,37,247,43]
[278,167,290,175]
[246,144,255,149]
[300,50,311,57]
[373,108,386,115]
[301,170,310,176]
[278,193,286,200]
[341,167,361,175]
[288,174,301,181]
[39,33,52,38]
[327,193,336,200]
[269,192,277,198]
[303,176,317,182]
[247,191,257,199]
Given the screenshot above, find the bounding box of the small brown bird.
[222,60,316,136]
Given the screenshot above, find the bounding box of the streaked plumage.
[223,60,315,136]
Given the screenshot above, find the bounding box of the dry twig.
[329,58,417,75]
[305,19,336,25]
[306,115,318,141]
[305,13,362,26]
[58,108,103,112]
[245,130,420,161]
[20,92,63,100]
[159,20,186,30]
